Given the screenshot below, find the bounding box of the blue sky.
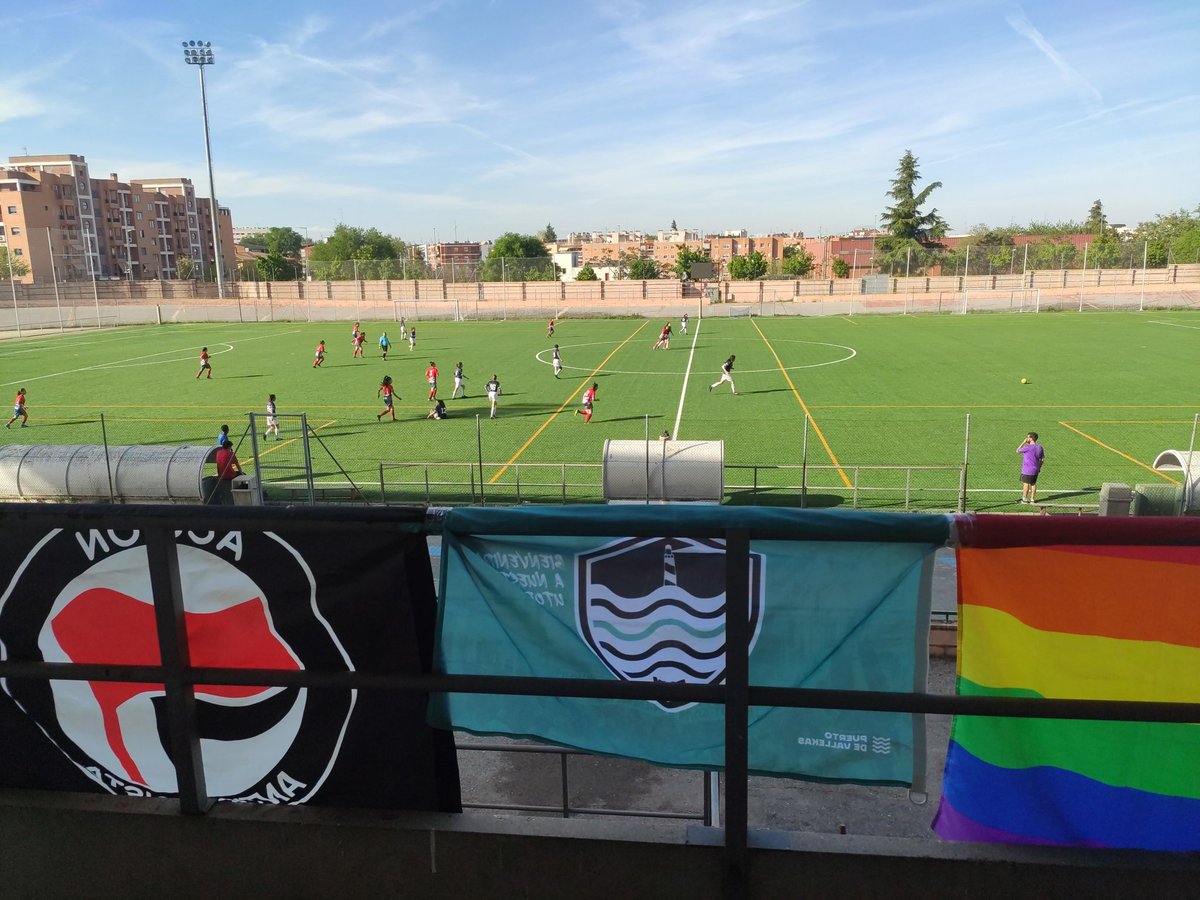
[4,1,1197,243]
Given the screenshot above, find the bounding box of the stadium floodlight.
[181,39,225,299]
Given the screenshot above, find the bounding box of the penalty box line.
[1057,421,1177,484]
[489,321,650,484]
[750,318,852,488]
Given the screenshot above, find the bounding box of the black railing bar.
[0,662,720,704]
[0,503,437,532]
[458,742,612,756]
[723,528,750,896]
[0,504,959,543]
[462,801,706,821]
[3,661,1200,723]
[144,528,211,815]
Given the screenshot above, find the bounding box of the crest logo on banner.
[0,528,354,803]
[575,537,765,710]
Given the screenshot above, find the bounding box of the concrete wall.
[3,789,1198,899]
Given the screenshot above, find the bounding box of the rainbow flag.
[934,516,1200,851]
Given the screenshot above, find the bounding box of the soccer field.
[2,311,1197,510]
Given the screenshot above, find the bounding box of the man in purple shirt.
[1017,432,1045,504]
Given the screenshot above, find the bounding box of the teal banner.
[431,507,948,785]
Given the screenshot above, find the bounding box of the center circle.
[535,340,856,375]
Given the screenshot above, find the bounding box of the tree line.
[873,151,1200,277]
[229,158,1197,284]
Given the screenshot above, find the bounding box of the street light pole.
[182,40,225,300]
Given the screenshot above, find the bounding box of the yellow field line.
[1057,421,1178,484]
[489,322,649,484]
[750,318,852,488]
[815,404,1200,410]
[1056,419,1195,425]
[256,419,337,460]
[840,316,858,325]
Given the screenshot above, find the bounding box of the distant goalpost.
[959,288,1040,314]
[727,305,753,319]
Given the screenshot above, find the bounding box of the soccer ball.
[1020,378,1028,384]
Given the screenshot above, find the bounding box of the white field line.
[2,328,302,387]
[672,319,701,440]
[0,320,253,354]
[1149,320,1200,331]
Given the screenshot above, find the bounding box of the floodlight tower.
[182,40,225,299]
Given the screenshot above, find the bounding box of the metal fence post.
[560,752,570,818]
[959,413,971,513]
[144,525,212,814]
[100,413,115,503]
[723,527,750,897]
[301,413,316,505]
[1185,413,1198,512]
[644,414,651,504]
[476,414,485,506]
[800,414,809,508]
[248,413,263,504]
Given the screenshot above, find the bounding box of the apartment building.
[0,154,233,283]
[421,241,483,270]
[544,228,831,278]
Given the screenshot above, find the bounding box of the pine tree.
[880,151,948,241]
[1085,200,1108,234]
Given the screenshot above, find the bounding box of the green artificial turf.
[2,311,1196,510]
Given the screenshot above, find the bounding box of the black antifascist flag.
[0,521,460,812]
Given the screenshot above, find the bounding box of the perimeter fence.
[2,264,1198,333]
[26,410,1195,514]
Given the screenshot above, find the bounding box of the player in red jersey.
[547,319,555,337]
[576,382,597,423]
[425,361,439,400]
[313,340,326,368]
[653,322,672,350]
[5,388,28,429]
[377,375,397,421]
[196,347,212,379]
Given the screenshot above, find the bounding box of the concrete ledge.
[929,622,957,658]
[3,789,1199,899]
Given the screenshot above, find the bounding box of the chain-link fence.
[4,270,1198,335]
[8,408,1195,512]
[214,411,1196,513]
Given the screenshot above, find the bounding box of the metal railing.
[726,463,967,511]
[456,739,714,823]
[378,461,604,506]
[372,461,970,511]
[2,503,1199,900]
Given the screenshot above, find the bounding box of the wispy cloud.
[0,82,47,124]
[0,57,78,125]
[363,1,450,40]
[1005,8,1103,109]
[216,169,378,200]
[5,1,1195,239]
[598,2,804,82]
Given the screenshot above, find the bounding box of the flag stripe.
[954,678,1200,799]
[958,547,1200,646]
[959,605,1200,702]
[936,741,1200,851]
[932,795,1079,847]
[953,514,1200,548]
